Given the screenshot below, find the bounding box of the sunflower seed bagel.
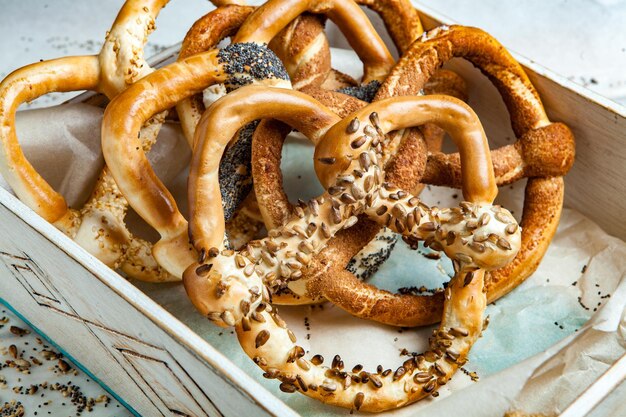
[248,0,468,306]
[364,25,576,324]
[0,0,188,282]
[183,85,520,411]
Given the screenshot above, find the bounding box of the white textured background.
[0,1,624,416]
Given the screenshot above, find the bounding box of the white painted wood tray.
[1,5,625,416]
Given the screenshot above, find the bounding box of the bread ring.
[331,25,574,325]
[248,0,467,306]
[232,0,395,83]
[183,85,521,411]
[0,0,186,282]
[100,0,406,278]
[174,6,332,246]
[100,44,292,277]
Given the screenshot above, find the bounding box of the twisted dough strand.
[0,0,179,281]
[183,86,521,411]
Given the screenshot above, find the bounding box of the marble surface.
[0,1,625,416]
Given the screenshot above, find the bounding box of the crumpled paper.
[3,61,625,417]
[2,103,191,241]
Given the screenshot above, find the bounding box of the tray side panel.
[0,201,280,417]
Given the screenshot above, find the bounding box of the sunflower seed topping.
[347,117,360,133]
[195,263,212,276]
[505,223,518,234]
[354,392,365,410]
[221,311,236,326]
[351,136,367,149]
[419,222,436,232]
[255,330,270,348]
[497,238,512,250]
[311,354,324,365]
[414,372,432,383]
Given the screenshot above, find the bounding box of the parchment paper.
[3,53,625,417]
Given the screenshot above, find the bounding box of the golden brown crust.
[0,56,101,224]
[268,14,332,90]
[232,0,395,83]
[0,0,182,282]
[179,5,255,60]
[102,50,227,277]
[355,0,423,55]
[341,25,575,325]
[183,86,521,411]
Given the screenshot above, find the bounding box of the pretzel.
[232,0,395,83]
[0,0,191,281]
[324,25,573,325]
[182,85,521,411]
[100,0,399,278]
[248,0,468,306]
[174,6,331,245]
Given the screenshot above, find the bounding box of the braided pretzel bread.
[183,86,521,411]
[0,0,190,281]
[100,1,399,278]
[321,25,573,325]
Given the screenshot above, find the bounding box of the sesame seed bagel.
[183,86,521,411]
[0,0,189,282]
[366,25,575,323]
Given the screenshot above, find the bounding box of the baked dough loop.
[183,85,521,412]
[249,0,468,305]
[100,0,392,278]
[250,79,466,307]
[0,0,185,282]
[343,25,574,325]
[232,0,395,83]
[175,6,333,249]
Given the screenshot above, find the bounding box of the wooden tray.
[1,4,625,416]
